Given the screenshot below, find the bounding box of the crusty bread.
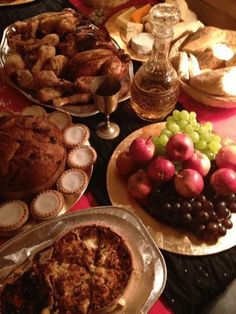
[189,66,236,97]
[180,26,236,54]
[0,115,66,201]
[194,48,226,70]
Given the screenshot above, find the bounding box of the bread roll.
[180,26,236,54]
[173,20,203,41]
[189,66,236,96]
[188,53,201,78]
[178,51,189,80]
[226,54,236,67]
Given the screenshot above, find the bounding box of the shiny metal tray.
[0,24,133,117]
[0,206,167,314]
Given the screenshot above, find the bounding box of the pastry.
[0,200,29,233]
[57,168,88,195]
[63,124,90,148]
[30,190,65,220]
[0,115,66,201]
[48,111,72,130]
[21,105,48,118]
[67,145,97,170]
[0,225,133,314]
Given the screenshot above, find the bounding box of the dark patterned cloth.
[0,1,236,314]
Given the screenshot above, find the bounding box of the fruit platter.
[107,110,236,255]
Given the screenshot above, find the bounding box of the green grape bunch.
[152,110,222,160]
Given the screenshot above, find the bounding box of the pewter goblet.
[90,75,121,140]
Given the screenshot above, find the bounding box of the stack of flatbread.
[175,26,236,97]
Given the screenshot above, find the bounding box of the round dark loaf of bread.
[0,114,66,201]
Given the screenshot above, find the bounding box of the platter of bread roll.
[170,26,236,108]
[105,0,203,62]
[0,8,133,117]
[0,106,97,237]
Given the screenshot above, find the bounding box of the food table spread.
[0,1,236,314]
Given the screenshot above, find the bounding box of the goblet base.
[96,122,120,139]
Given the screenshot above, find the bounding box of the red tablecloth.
[1,1,236,312]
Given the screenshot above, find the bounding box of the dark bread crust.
[0,114,66,201]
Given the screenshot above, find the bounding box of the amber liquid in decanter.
[130,3,180,122]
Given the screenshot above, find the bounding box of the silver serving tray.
[0,24,133,117]
[0,206,167,314]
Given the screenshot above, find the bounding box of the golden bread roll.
[189,66,236,96]
[180,26,236,54]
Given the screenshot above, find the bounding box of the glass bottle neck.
[150,36,172,63]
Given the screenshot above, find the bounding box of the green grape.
[204,122,213,131]
[208,141,222,154]
[179,119,188,130]
[195,140,207,150]
[211,134,221,143]
[168,122,180,134]
[159,134,169,146]
[200,131,211,142]
[189,111,197,119]
[202,149,215,161]
[180,110,190,120]
[166,122,180,133]
[161,129,173,138]
[166,116,175,124]
[152,136,160,146]
[184,124,193,134]
[189,131,200,143]
[172,109,180,120]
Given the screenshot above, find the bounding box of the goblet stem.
[105,114,111,130]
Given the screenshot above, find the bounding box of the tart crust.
[67,145,97,170]
[48,111,72,130]
[63,124,90,148]
[57,169,89,195]
[30,190,65,220]
[0,200,29,232]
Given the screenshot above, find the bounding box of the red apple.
[183,150,211,177]
[174,169,204,197]
[147,156,175,182]
[166,134,194,162]
[210,168,236,195]
[129,137,155,164]
[215,144,236,171]
[127,170,153,199]
[116,151,138,176]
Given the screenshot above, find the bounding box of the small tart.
[67,145,97,170]
[0,200,29,232]
[48,111,72,131]
[63,124,90,148]
[57,169,88,195]
[30,190,65,220]
[21,105,48,117]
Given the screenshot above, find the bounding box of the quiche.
[0,225,133,314]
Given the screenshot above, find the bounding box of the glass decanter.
[130,3,180,122]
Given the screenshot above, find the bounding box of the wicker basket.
[83,0,130,9]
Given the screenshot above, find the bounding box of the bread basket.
[170,35,236,109]
[82,0,130,9]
